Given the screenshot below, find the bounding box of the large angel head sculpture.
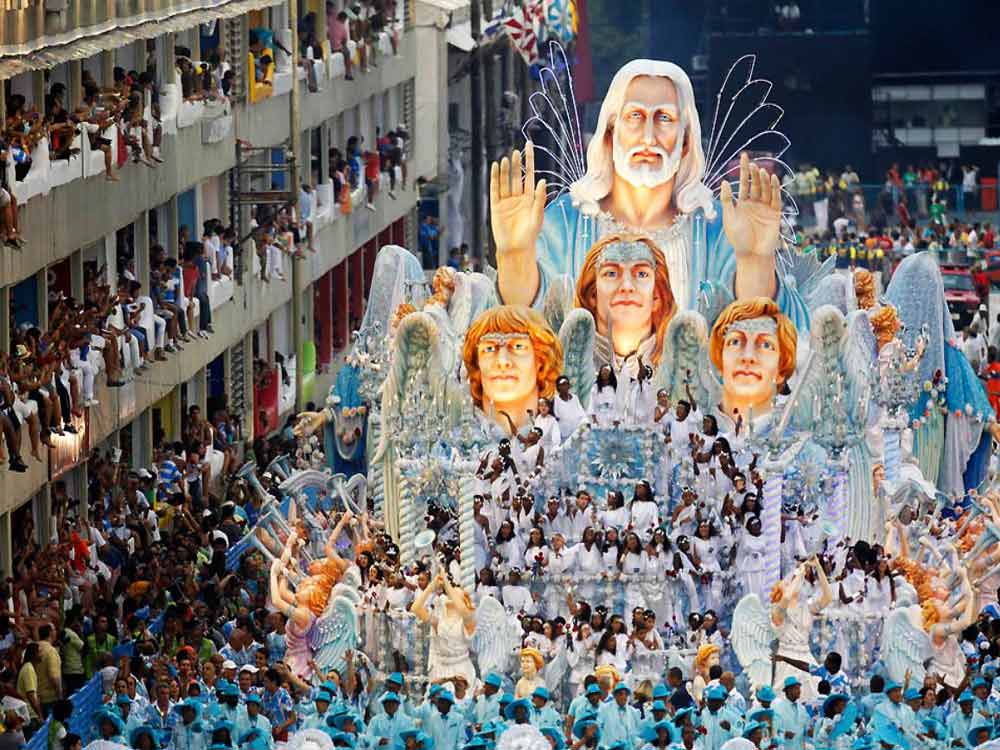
[709,298,797,421]
[574,234,675,366]
[569,59,715,219]
[463,305,564,434]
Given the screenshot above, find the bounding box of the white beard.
[612,130,681,189]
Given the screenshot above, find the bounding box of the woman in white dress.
[691,520,723,612]
[533,397,562,450]
[629,480,661,536]
[524,526,551,575]
[602,527,624,572]
[542,532,574,619]
[622,363,657,425]
[570,527,605,604]
[672,535,701,616]
[771,557,833,701]
[735,515,770,600]
[566,623,597,697]
[553,375,587,441]
[600,490,630,531]
[588,365,619,427]
[495,520,525,570]
[618,531,648,613]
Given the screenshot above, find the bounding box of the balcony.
[0,28,415,289]
[0,163,415,513]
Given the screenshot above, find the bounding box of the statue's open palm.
[490,142,548,258]
[720,152,783,259]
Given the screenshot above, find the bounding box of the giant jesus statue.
[491,59,810,336]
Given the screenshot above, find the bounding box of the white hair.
[570,59,716,219]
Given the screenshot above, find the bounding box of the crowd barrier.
[26,673,103,750]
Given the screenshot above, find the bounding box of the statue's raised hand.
[490,142,547,307]
[721,153,783,301]
[293,410,328,438]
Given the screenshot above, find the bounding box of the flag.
[503,4,541,64]
[543,0,578,44]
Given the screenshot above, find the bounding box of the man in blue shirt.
[528,687,561,731]
[597,683,640,749]
[422,690,467,750]
[366,692,414,748]
[467,673,503,730]
[418,215,441,269]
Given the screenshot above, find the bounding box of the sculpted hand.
[294,410,328,438]
[720,152,782,261]
[491,142,547,306]
[491,142,547,258]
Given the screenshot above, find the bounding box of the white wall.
[413,25,444,182]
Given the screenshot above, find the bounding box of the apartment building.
[0,0,431,569]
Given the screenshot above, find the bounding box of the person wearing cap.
[947,690,976,747]
[814,693,853,750]
[302,690,336,731]
[168,699,205,750]
[421,689,465,750]
[529,687,560,731]
[467,673,503,729]
[564,681,604,740]
[872,681,908,733]
[366,692,413,748]
[750,685,777,714]
[95,708,128,744]
[220,660,238,685]
[772,676,809,750]
[900,688,931,745]
[115,692,143,739]
[236,694,272,749]
[213,681,243,727]
[237,666,261,701]
[370,673,409,718]
[741,720,767,748]
[699,683,741,750]
[971,676,997,726]
[597,682,640,749]
[637,700,669,742]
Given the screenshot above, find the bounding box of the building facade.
[0,0,435,571]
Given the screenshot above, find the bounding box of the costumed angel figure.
[730,556,833,700]
[267,511,361,680]
[881,520,977,690]
[490,49,814,334]
[411,570,479,686]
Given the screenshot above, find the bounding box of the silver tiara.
[479,333,531,344]
[598,240,655,266]
[725,317,777,337]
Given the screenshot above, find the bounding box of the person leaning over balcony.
[326,4,354,80]
[76,84,120,182]
[0,357,28,472]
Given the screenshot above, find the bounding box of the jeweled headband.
[479,333,531,345]
[725,316,777,337]
[598,240,655,266]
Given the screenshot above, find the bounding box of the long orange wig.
[709,297,798,387]
[463,305,563,410]
[574,234,675,366]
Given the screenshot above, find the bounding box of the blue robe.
[533,194,811,331]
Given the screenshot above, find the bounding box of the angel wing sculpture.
[558,308,596,408]
[880,606,931,685]
[730,593,775,692]
[652,310,716,408]
[310,566,363,678]
[473,595,522,678]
